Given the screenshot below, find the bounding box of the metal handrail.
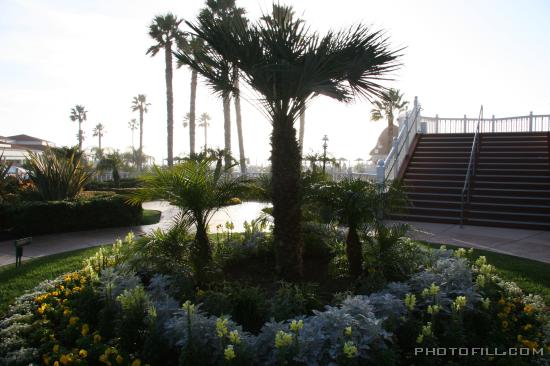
[384,105,422,181]
[460,105,483,226]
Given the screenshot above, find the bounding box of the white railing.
[420,112,550,134]
[381,96,422,182]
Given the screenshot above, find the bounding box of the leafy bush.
[270,282,322,321]
[85,178,142,191]
[0,193,142,237]
[25,148,94,200]
[116,286,154,353]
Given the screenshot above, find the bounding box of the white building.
[0,134,55,165]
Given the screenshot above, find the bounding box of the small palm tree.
[128,118,138,149]
[198,112,211,152]
[69,105,87,151]
[146,14,184,167]
[131,94,151,170]
[129,157,246,274]
[178,7,400,278]
[92,123,105,154]
[98,151,124,187]
[370,88,409,140]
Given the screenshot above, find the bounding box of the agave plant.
[129,157,247,275]
[25,148,94,201]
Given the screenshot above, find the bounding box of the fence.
[420,112,550,134]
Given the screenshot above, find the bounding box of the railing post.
[463,114,467,133]
[435,114,439,134]
[376,159,385,186]
[492,115,495,133]
[529,111,533,132]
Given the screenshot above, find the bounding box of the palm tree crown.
[69,105,87,151]
[131,94,151,170]
[178,7,400,278]
[370,88,409,139]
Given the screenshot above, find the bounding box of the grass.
[423,242,550,304]
[141,209,161,225]
[0,245,110,315]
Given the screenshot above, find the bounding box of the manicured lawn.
[141,209,161,225]
[423,242,550,304]
[0,245,111,315]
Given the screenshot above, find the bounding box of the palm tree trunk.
[189,70,197,155]
[299,105,305,155]
[387,109,394,141]
[193,220,212,279]
[98,135,102,152]
[223,94,231,169]
[204,122,207,152]
[271,111,303,279]
[345,224,363,277]
[78,120,82,151]
[233,69,246,174]
[139,108,144,171]
[165,42,174,167]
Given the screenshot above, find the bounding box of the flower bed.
[1,235,549,365]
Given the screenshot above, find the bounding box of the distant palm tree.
[146,14,184,167]
[131,94,151,170]
[198,112,211,152]
[92,123,105,154]
[179,7,399,279]
[370,88,409,140]
[98,151,124,187]
[198,0,246,170]
[128,118,138,149]
[69,105,87,151]
[177,36,206,156]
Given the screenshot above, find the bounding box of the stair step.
[390,213,460,224]
[474,175,550,182]
[469,202,550,214]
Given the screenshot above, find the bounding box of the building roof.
[8,134,49,142]
[369,124,399,160]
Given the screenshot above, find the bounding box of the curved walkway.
[0,201,269,266]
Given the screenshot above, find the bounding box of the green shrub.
[270,282,321,321]
[85,178,142,190]
[0,194,142,237]
[116,286,153,353]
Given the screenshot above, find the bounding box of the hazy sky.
[1,0,550,165]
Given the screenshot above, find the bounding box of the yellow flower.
[523,324,533,331]
[182,301,195,315]
[131,359,141,366]
[344,326,352,337]
[229,330,241,345]
[517,335,523,341]
[99,354,108,363]
[53,362,60,366]
[216,318,229,338]
[93,333,102,344]
[523,304,533,314]
[53,345,60,353]
[59,354,69,365]
[404,293,416,311]
[289,319,303,332]
[69,316,79,326]
[454,248,466,258]
[42,354,51,365]
[274,331,293,348]
[498,298,505,305]
[63,308,71,317]
[451,296,467,312]
[476,275,486,288]
[79,349,87,358]
[427,305,441,315]
[502,320,509,329]
[52,291,59,297]
[343,341,358,358]
[224,345,236,361]
[116,355,124,364]
[81,323,89,336]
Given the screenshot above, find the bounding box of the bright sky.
[1,0,550,165]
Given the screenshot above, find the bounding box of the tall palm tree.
[98,151,124,187]
[198,112,211,152]
[146,14,184,167]
[128,118,138,149]
[198,0,246,170]
[92,123,105,154]
[177,8,400,279]
[69,105,87,151]
[370,88,408,140]
[177,36,206,156]
[131,94,151,170]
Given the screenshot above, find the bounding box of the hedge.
[84,178,142,191]
[0,193,142,238]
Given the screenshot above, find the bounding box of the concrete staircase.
[394,132,550,230]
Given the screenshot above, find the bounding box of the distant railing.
[420,112,550,134]
[460,106,483,226]
[382,97,422,182]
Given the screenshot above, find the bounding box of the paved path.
[388,220,550,264]
[0,201,269,266]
